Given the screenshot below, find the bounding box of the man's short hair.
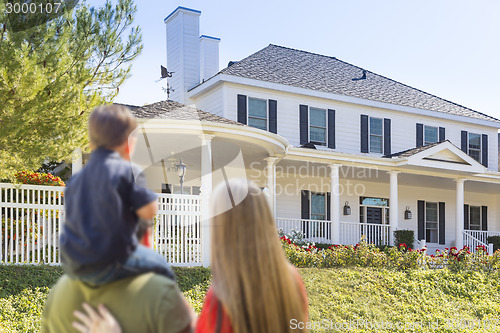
[88,104,137,148]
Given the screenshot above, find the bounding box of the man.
[41,221,195,333]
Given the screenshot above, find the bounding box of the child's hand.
[73,303,122,333]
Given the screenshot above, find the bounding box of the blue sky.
[89,0,500,119]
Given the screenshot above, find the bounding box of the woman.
[73,179,308,333]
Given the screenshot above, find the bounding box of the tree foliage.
[0,0,143,179]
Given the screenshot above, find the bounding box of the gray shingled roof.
[220,45,499,123]
[384,141,446,158]
[118,101,243,126]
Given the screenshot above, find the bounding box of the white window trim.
[247,97,268,131]
[308,107,327,145]
[468,132,482,163]
[368,116,384,154]
[424,125,438,146]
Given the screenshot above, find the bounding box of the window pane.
[310,127,326,143]
[311,193,325,219]
[310,108,326,127]
[370,117,383,135]
[248,98,267,118]
[360,197,389,207]
[470,206,481,230]
[424,126,438,145]
[248,117,267,130]
[469,133,481,150]
[370,135,383,153]
[426,202,438,222]
[469,150,481,162]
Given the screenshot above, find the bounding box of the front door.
[366,207,382,224]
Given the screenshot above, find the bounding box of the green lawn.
[1,265,500,332]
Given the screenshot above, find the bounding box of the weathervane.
[158,65,175,100]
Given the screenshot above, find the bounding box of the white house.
[119,6,500,256]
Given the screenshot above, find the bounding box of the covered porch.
[274,141,500,253]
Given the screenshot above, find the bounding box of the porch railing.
[276,218,332,244]
[276,218,391,246]
[463,230,499,254]
[0,183,202,266]
[340,222,390,246]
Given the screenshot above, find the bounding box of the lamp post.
[176,158,187,194]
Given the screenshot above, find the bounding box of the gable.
[400,141,486,174]
[424,149,470,165]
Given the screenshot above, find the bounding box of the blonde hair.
[211,179,307,333]
[88,104,137,148]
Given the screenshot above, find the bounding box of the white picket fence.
[0,183,202,266]
[154,194,202,266]
[0,183,64,265]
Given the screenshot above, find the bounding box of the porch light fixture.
[176,158,187,194]
[343,201,351,215]
[404,206,412,220]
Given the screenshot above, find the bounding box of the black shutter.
[327,109,336,149]
[439,127,446,142]
[482,134,488,167]
[361,115,369,153]
[237,95,247,125]
[326,192,331,240]
[464,204,469,230]
[482,206,488,231]
[461,131,468,153]
[268,99,277,134]
[301,190,310,238]
[439,202,445,245]
[417,200,425,240]
[384,118,391,155]
[416,123,424,147]
[299,105,308,145]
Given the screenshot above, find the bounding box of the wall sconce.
[343,201,351,215]
[404,206,412,220]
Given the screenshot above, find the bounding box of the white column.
[265,157,278,217]
[72,148,83,175]
[200,135,214,267]
[389,171,400,246]
[330,164,341,244]
[455,178,466,249]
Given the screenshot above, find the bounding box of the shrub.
[14,171,65,187]
[281,236,500,272]
[487,236,500,252]
[394,229,414,249]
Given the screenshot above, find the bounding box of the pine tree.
[0,0,143,179]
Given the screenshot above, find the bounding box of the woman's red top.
[195,269,308,333]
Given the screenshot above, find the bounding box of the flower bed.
[281,236,500,272]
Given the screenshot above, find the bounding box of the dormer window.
[248,97,267,131]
